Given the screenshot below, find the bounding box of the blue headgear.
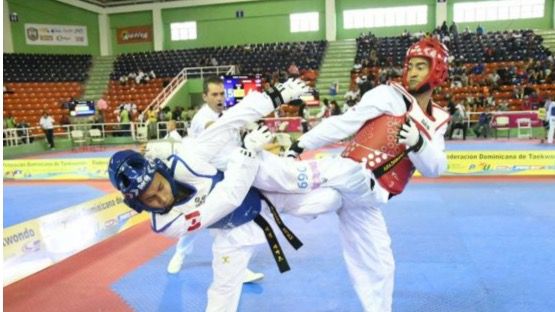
[108,150,176,214]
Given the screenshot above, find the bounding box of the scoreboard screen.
[222,75,263,108]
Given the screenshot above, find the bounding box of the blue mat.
[3,185,106,227]
[111,181,555,312]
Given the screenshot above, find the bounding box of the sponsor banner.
[117,25,152,44]
[444,151,555,176]
[25,23,88,46]
[3,192,148,286]
[3,158,108,180]
[302,147,555,176]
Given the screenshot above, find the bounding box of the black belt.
[253,191,303,273]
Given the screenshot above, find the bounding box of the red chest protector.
[342,83,450,195]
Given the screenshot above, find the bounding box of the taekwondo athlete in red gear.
[109,79,345,312]
[286,38,451,312]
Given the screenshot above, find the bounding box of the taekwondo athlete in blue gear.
[110,78,345,312]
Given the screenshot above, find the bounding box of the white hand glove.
[276,78,311,104]
[397,118,424,151]
[243,125,273,153]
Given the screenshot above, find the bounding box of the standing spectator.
[316,98,331,118]
[448,103,467,140]
[329,80,339,97]
[545,97,555,144]
[147,107,158,139]
[5,113,17,129]
[476,24,484,36]
[119,106,131,136]
[39,111,55,149]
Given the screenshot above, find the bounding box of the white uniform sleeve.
[298,86,395,150]
[193,91,275,160]
[408,123,448,177]
[152,148,260,238]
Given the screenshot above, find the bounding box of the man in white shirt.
[545,97,555,144]
[39,111,55,149]
[169,76,264,283]
[189,76,226,137]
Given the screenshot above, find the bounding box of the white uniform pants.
[255,152,395,312]
[548,116,555,144]
[205,188,343,312]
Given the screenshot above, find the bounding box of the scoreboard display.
[222,75,263,108]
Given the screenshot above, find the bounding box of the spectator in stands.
[147,107,158,139]
[119,75,128,86]
[149,70,156,80]
[439,21,448,36]
[5,113,17,129]
[472,107,492,138]
[448,102,467,140]
[16,119,32,144]
[210,56,219,67]
[449,22,458,36]
[329,80,339,97]
[317,98,331,119]
[287,62,300,77]
[136,70,146,84]
[119,105,131,136]
[476,24,484,36]
[472,63,485,75]
[329,100,342,116]
[513,85,525,99]
[39,111,55,149]
[344,85,360,104]
[498,99,509,111]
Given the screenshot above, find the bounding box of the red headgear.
[402,38,449,91]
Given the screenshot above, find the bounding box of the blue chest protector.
[169,156,262,230]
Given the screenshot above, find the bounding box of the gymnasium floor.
[4,141,555,312]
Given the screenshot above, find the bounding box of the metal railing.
[4,110,543,147]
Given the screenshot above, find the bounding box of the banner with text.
[117,25,152,44]
[3,192,148,286]
[25,23,88,46]
[4,158,108,180]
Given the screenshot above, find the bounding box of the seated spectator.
[16,119,32,144]
[119,75,128,85]
[329,100,342,116]
[473,107,492,138]
[344,85,360,104]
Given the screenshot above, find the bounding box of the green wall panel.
[162,0,325,50]
[336,0,437,39]
[109,11,154,54]
[447,0,554,31]
[7,0,100,55]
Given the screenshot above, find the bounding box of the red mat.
[4,222,175,312]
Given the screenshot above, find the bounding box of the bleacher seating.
[110,40,327,79]
[3,54,92,132]
[355,30,548,67]
[352,30,554,117]
[3,54,92,82]
[103,79,164,122]
[3,82,83,133]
